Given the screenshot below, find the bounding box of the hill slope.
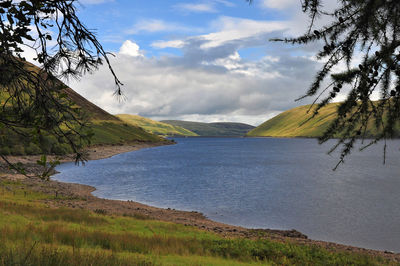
[116,114,198,137]
[64,87,119,121]
[247,103,340,138]
[161,120,255,136]
[62,86,164,144]
[0,62,164,156]
[247,102,400,138]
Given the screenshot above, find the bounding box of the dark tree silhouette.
[0,0,122,177]
[250,0,400,168]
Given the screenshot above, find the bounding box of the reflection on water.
[55,137,400,252]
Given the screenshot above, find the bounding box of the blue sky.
[64,0,336,125]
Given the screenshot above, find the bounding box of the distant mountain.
[116,114,198,137]
[247,102,399,138]
[161,120,255,136]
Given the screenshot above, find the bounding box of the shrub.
[25,143,42,155]
[0,146,10,155]
[39,135,57,154]
[51,143,72,155]
[12,145,25,156]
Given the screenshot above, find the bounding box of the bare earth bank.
[1,142,399,262]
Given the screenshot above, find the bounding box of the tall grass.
[0,180,396,265]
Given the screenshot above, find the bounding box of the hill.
[0,62,164,156]
[247,103,339,138]
[60,90,164,145]
[60,84,164,144]
[161,120,255,136]
[247,102,400,138]
[116,114,198,137]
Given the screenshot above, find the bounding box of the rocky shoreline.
[1,142,399,262]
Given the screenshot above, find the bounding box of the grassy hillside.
[116,114,198,137]
[0,179,392,265]
[90,120,163,145]
[161,120,255,136]
[247,102,400,138]
[64,87,119,122]
[0,61,165,156]
[247,103,340,138]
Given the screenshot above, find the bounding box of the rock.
[283,229,308,239]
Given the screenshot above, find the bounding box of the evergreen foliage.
[0,0,122,168]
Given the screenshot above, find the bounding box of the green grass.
[0,180,395,265]
[161,120,255,137]
[90,120,165,145]
[247,103,340,138]
[0,120,165,156]
[247,102,400,138]
[116,114,198,137]
[0,60,164,156]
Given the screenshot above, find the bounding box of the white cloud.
[260,0,296,10]
[126,19,197,34]
[152,16,289,51]
[67,40,319,125]
[175,2,217,13]
[152,40,185,49]
[119,40,143,57]
[202,16,288,48]
[79,0,114,5]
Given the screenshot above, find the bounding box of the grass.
[0,179,395,265]
[247,102,400,138]
[0,60,165,156]
[247,103,340,138]
[161,120,255,137]
[116,114,198,137]
[89,120,165,145]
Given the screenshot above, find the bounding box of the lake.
[54,137,400,252]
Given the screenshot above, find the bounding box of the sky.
[62,0,336,126]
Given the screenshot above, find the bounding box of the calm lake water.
[54,137,400,252]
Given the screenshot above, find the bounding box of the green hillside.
[161,120,255,136]
[247,102,400,138]
[247,103,339,138]
[0,62,165,156]
[116,114,198,137]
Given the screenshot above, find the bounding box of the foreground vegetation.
[117,114,198,137]
[0,179,395,265]
[247,102,400,138]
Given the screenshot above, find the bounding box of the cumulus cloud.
[68,37,320,126]
[62,3,347,125]
[119,40,143,57]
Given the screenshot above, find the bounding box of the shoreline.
[1,142,399,261]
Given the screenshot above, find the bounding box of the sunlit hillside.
[117,114,198,137]
[247,102,399,138]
